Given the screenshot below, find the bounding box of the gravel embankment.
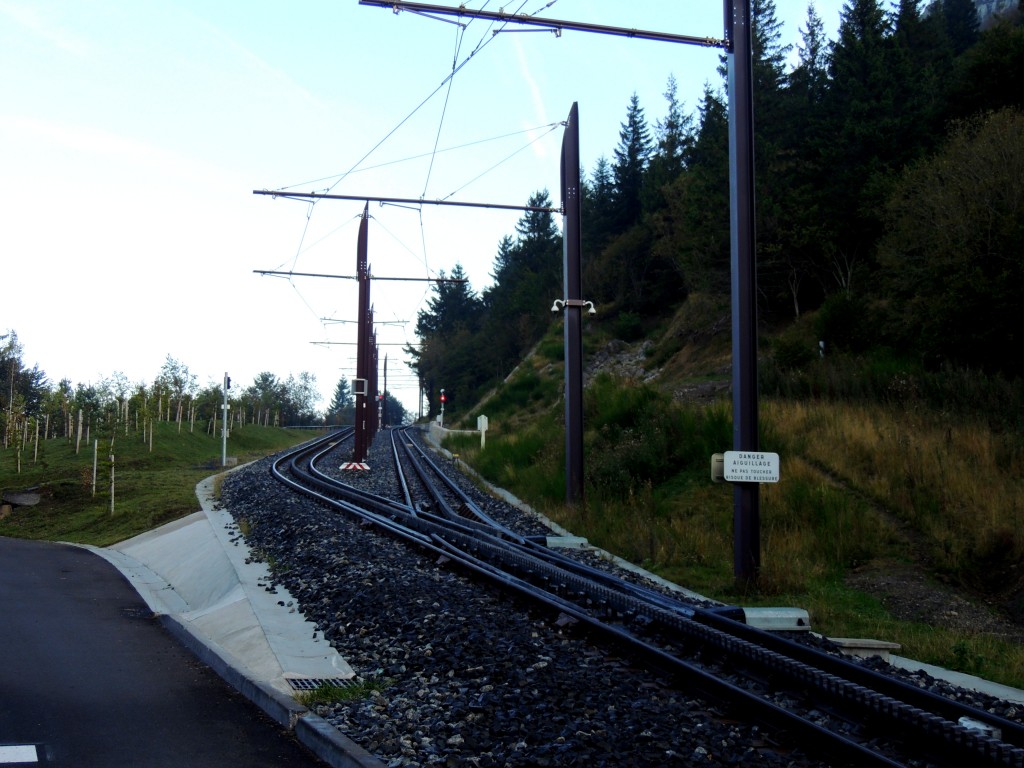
[221,429,1022,768]
[222,431,826,767]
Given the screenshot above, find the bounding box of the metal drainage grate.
[285,677,356,692]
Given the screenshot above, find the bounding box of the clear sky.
[1,1,846,415]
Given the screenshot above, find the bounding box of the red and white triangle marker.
[340,462,370,471]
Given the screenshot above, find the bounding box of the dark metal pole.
[354,204,370,463]
[727,0,761,585]
[561,103,584,505]
[369,319,378,443]
[382,354,389,428]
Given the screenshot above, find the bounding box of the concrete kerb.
[157,609,383,768]
[191,465,385,768]
[79,459,384,768]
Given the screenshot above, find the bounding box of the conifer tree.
[642,76,694,216]
[612,93,653,230]
[942,0,981,53]
[819,0,894,279]
[581,156,617,258]
[328,376,354,425]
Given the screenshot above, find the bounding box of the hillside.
[440,294,1024,689]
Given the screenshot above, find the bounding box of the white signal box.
[722,451,780,483]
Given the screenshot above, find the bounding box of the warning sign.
[723,451,780,483]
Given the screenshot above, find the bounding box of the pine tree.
[414,264,482,339]
[642,76,694,216]
[888,0,952,154]
[752,0,790,94]
[410,265,484,419]
[489,235,517,287]
[581,156,617,258]
[791,3,830,105]
[611,93,653,230]
[819,0,895,279]
[328,376,354,425]
[482,191,561,369]
[946,10,1024,117]
[745,0,802,319]
[513,190,560,275]
[942,0,981,53]
[649,85,730,297]
[767,3,835,317]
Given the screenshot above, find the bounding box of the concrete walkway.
[84,469,381,768]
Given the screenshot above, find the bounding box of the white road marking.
[0,745,38,763]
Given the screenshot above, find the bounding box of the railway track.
[265,426,1024,768]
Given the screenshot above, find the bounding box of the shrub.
[815,292,873,353]
[613,311,645,342]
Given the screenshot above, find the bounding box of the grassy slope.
[0,422,314,547]
[440,297,1024,689]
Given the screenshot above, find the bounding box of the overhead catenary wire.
[260,0,567,406]
[295,122,562,184]
[265,1,544,331]
[440,122,562,201]
[279,0,517,200]
[268,3,511,320]
[420,17,466,198]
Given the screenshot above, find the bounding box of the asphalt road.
[0,536,328,767]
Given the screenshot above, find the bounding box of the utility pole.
[358,1,762,585]
[221,372,231,467]
[726,0,761,586]
[561,103,585,506]
[354,204,371,464]
[382,355,388,428]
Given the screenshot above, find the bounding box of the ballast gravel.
[219,428,1019,768]
[222,431,822,767]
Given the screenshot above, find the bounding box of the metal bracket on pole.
[551,299,596,315]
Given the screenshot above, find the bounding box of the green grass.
[293,678,390,707]
[443,366,1024,691]
[0,421,315,546]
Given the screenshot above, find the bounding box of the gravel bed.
[222,431,826,767]
[221,428,1022,767]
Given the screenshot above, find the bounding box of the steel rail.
[279,434,903,765]
[393,427,524,536]
[267,429,1024,767]
[428,534,906,768]
[390,428,1024,754]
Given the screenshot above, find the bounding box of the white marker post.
[477,414,488,449]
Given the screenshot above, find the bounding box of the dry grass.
[444,386,1024,687]
[764,399,1024,583]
